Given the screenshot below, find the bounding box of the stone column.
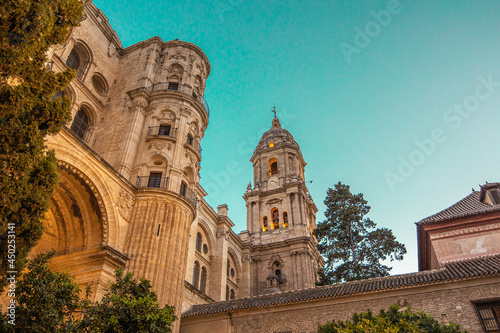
[115,90,149,178]
[125,193,195,322]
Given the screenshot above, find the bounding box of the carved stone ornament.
[266,198,282,205]
[116,191,134,222]
[185,151,197,165]
[131,98,148,111]
[160,110,175,121]
[196,62,205,77]
[242,254,251,263]
[180,107,191,117]
[216,229,230,241]
[169,51,187,61]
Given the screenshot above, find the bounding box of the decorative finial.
[271,105,277,118]
[472,187,475,192]
[247,181,252,191]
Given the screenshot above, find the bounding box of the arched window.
[272,261,283,283]
[70,109,89,140]
[226,259,230,277]
[262,216,268,232]
[66,42,91,80]
[271,208,279,229]
[195,232,202,252]
[275,269,281,280]
[283,212,288,228]
[226,285,229,300]
[230,289,235,300]
[269,158,278,175]
[66,49,80,70]
[200,267,207,294]
[192,261,200,289]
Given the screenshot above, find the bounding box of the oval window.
[92,74,108,96]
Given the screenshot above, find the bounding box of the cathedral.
[3,2,500,332]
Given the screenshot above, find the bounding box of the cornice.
[119,38,211,76]
[85,3,123,49]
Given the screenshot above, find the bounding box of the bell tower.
[244,113,324,295]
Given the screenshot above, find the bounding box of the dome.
[255,117,299,151]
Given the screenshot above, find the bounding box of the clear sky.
[93,0,500,275]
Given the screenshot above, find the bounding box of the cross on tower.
[271,105,277,118]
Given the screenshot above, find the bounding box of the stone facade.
[3,2,499,333]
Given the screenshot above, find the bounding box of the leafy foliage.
[0,251,83,332]
[0,0,83,289]
[314,182,406,284]
[0,253,177,332]
[317,304,467,333]
[80,268,177,333]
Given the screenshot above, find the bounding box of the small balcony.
[186,136,202,155]
[136,176,169,189]
[149,82,210,116]
[181,185,197,209]
[147,126,177,139]
[136,176,197,209]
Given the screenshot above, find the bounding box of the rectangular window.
[148,172,162,188]
[475,301,500,332]
[180,181,187,196]
[168,82,179,90]
[158,125,171,136]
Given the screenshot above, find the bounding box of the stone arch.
[227,246,242,280]
[66,39,93,79]
[143,151,173,168]
[31,161,109,257]
[268,254,285,276]
[269,157,278,175]
[196,219,215,255]
[182,164,196,185]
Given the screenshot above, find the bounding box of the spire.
[270,105,282,128]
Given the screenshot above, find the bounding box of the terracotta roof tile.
[181,254,500,318]
[418,191,500,224]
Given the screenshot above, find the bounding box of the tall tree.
[314,182,406,284]
[79,268,177,333]
[0,0,83,289]
[317,304,467,333]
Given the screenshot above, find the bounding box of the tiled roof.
[418,191,500,224]
[182,254,500,318]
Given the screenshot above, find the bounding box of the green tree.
[0,0,83,289]
[1,253,177,332]
[317,304,467,333]
[314,182,406,284]
[80,268,177,333]
[0,251,83,332]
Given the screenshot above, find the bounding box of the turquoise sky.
[93,0,500,275]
